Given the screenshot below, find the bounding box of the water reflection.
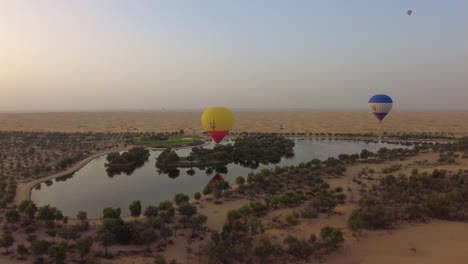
[208,174,225,186]
[106,159,147,177]
[31,139,411,218]
[55,173,75,182]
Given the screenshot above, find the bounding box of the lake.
[31,139,408,218]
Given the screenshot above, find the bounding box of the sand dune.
[1,111,468,135]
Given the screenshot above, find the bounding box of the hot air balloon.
[407,10,412,16]
[201,107,234,144]
[368,94,393,123]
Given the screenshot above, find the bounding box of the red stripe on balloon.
[207,130,229,143]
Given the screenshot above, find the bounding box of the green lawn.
[140,135,202,147]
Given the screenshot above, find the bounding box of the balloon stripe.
[368,94,393,122]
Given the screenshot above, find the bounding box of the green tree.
[177,202,197,217]
[283,236,314,260]
[100,218,131,244]
[212,186,222,201]
[46,229,57,242]
[360,149,373,159]
[30,240,50,263]
[98,230,116,256]
[0,232,14,254]
[129,200,142,219]
[174,193,190,206]
[194,192,201,201]
[160,226,173,246]
[426,194,449,218]
[16,244,29,259]
[188,214,207,237]
[102,207,121,219]
[348,209,364,231]
[55,210,64,223]
[235,176,245,187]
[48,242,67,264]
[18,200,32,212]
[77,211,88,224]
[37,205,57,222]
[5,209,20,228]
[140,228,157,252]
[144,206,159,217]
[311,191,337,213]
[58,226,79,246]
[106,152,120,162]
[158,200,175,220]
[75,236,93,263]
[24,203,38,219]
[254,235,282,264]
[202,185,212,196]
[320,226,344,249]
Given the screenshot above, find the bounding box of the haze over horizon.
[1,1,467,112]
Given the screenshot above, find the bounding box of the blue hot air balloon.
[368,94,393,122]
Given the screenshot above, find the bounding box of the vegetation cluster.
[156,134,295,170]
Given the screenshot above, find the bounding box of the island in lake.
[105,147,150,176]
[156,134,295,170]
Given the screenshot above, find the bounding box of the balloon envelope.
[201,107,234,143]
[368,94,393,122]
[407,10,412,16]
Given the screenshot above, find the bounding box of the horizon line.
[1,108,468,114]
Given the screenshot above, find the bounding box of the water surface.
[31,139,408,218]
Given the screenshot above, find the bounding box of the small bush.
[285,213,299,226]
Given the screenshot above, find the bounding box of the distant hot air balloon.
[368,94,393,123]
[407,10,412,16]
[201,107,234,143]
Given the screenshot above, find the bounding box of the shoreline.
[16,136,447,220]
[15,141,210,207]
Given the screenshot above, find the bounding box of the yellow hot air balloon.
[201,107,234,144]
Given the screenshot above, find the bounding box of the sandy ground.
[3,112,468,264]
[1,111,468,135]
[326,220,468,264]
[3,150,468,264]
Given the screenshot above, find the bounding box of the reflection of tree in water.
[186,169,196,176]
[44,180,53,187]
[214,166,228,174]
[157,168,181,179]
[55,172,75,182]
[237,160,260,169]
[106,160,146,178]
[207,173,225,186]
[34,183,41,190]
[167,169,180,179]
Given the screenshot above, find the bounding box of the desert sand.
[2,111,468,263]
[1,111,468,135]
[326,220,468,264]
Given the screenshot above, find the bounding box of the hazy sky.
[1,1,467,111]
